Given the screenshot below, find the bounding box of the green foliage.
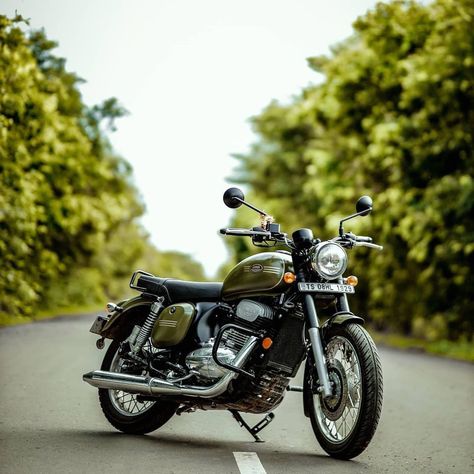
[230,0,474,340]
[0,15,205,322]
[137,247,207,282]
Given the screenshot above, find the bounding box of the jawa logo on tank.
[250,264,264,273]
[244,264,280,274]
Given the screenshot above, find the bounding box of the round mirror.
[356,195,373,216]
[223,187,245,208]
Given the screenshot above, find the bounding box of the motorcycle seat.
[137,274,222,302]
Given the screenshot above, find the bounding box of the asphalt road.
[0,315,473,474]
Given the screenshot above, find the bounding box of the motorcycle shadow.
[71,429,361,468]
[5,427,367,473]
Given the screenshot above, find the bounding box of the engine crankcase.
[185,343,237,380]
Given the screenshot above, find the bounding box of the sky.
[3,0,379,277]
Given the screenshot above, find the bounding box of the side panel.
[222,252,294,301]
[151,303,196,347]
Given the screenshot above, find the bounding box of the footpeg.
[230,410,275,443]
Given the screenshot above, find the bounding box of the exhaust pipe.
[83,336,258,399]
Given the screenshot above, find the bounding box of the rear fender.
[101,294,154,340]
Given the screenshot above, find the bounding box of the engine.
[185,299,275,380]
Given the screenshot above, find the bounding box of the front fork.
[303,277,349,399]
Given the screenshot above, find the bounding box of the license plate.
[298,282,355,294]
[89,315,109,335]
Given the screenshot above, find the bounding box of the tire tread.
[306,323,383,459]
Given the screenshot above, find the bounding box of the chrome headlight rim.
[311,242,348,280]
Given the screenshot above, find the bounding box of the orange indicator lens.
[262,337,273,350]
[346,275,358,286]
[284,272,296,284]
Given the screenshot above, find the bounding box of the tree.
[229,0,474,340]
[0,16,205,319]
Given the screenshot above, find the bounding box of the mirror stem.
[338,207,373,237]
[234,198,270,218]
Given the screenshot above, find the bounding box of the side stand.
[229,410,275,443]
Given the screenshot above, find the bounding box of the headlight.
[311,242,348,280]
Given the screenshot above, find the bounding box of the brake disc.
[321,359,348,421]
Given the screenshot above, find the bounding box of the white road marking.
[233,452,267,474]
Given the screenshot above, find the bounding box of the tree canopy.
[0,15,205,320]
[229,0,474,340]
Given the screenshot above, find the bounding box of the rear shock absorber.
[131,296,165,354]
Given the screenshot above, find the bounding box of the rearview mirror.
[356,195,373,216]
[223,187,245,209]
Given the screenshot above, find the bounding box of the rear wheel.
[304,323,383,459]
[98,336,178,434]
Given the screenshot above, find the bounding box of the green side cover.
[151,303,196,348]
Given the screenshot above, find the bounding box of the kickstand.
[229,410,275,443]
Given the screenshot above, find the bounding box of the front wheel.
[304,323,383,459]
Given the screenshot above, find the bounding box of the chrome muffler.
[83,336,258,398]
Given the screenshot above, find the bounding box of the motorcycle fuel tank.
[222,251,294,301]
[151,303,195,347]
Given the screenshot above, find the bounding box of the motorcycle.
[83,188,383,459]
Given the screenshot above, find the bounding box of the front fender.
[101,294,154,340]
[321,311,364,334]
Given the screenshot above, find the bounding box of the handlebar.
[221,228,382,251]
[332,233,383,251]
[220,228,271,238]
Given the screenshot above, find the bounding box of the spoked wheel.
[304,323,383,459]
[98,337,178,434]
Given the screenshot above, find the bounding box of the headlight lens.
[311,242,348,280]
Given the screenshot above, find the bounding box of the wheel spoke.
[108,340,156,417]
[313,335,362,444]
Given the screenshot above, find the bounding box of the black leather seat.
[137,275,222,302]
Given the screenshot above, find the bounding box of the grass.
[0,304,103,328]
[371,330,474,363]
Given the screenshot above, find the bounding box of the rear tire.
[304,323,383,459]
[98,338,178,435]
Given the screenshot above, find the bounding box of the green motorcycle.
[84,188,383,459]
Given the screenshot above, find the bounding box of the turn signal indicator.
[284,272,296,284]
[262,337,273,350]
[346,275,359,286]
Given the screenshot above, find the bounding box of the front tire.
[304,323,383,459]
[98,338,178,435]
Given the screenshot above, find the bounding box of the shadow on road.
[5,427,362,472]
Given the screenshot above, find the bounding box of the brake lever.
[354,242,383,250]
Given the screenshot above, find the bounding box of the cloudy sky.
[4,0,378,277]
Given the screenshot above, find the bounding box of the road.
[0,315,473,474]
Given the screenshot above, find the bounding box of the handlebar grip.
[220,228,271,237]
[356,236,373,243]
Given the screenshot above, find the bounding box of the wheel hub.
[321,360,348,421]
